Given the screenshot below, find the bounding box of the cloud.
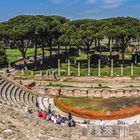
[87,0,127,8]
[102,0,126,8]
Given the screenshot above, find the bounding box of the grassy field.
[59,64,140,76]
[6,48,43,62]
[6,48,140,77]
[57,97,140,112]
[14,63,140,79]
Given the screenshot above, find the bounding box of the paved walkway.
[38,97,140,126]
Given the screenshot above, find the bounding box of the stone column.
[58,59,61,76]
[74,59,77,65]
[40,61,43,65]
[31,71,34,76]
[68,59,71,76]
[135,55,137,64]
[40,70,43,76]
[131,63,134,76]
[121,64,124,76]
[78,62,80,76]
[22,69,24,75]
[88,59,91,76]
[25,66,28,71]
[8,62,11,68]
[46,70,48,76]
[110,59,114,76]
[98,59,101,77]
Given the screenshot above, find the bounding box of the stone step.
[1,81,9,103]
[41,97,48,110]
[0,81,8,104]
[18,89,26,106]
[9,85,18,107]
[24,92,31,106]
[32,95,38,105]
[38,97,46,111]
[28,93,34,106]
[0,79,5,85]
[0,78,38,109]
[11,86,21,107]
[4,83,13,106]
[7,84,17,107]
[15,88,24,106]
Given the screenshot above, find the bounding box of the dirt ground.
[20,76,140,90]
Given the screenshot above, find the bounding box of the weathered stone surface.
[0,104,86,140]
[33,83,140,99]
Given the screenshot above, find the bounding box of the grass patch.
[6,47,140,77]
[6,48,44,62]
[91,86,111,89]
[48,83,75,88]
[58,97,140,112]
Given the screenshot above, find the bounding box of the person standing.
[48,104,52,114]
[68,113,72,127]
[36,99,39,112]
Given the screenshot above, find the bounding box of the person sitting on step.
[38,110,42,118]
[42,111,47,120]
[56,115,62,125]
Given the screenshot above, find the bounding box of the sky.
[0,0,140,22]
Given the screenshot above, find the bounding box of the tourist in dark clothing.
[36,100,39,108]
[36,100,39,111]
[68,113,72,127]
[48,104,52,114]
[68,113,72,121]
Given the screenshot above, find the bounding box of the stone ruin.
[1,75,140,139]
[35,70,60,81]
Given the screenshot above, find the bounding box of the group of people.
[36,101,76,127]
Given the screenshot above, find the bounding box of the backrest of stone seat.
[19,89,27,106]
[11,86,21,107]
[9,84,18,107]
[15,88,24,106]
[0,81,8,104]
[7,84,17,106]
[28,93,34,106]
[4,82,13,105]
[0,77,37,108]
[1,81,9,102]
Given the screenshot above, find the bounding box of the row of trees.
[0,44,6,66]
[0,15,140,68]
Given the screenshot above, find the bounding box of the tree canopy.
[0,15,140,68]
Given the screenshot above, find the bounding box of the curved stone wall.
[39,87,140,98]
[0,75,38,107]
